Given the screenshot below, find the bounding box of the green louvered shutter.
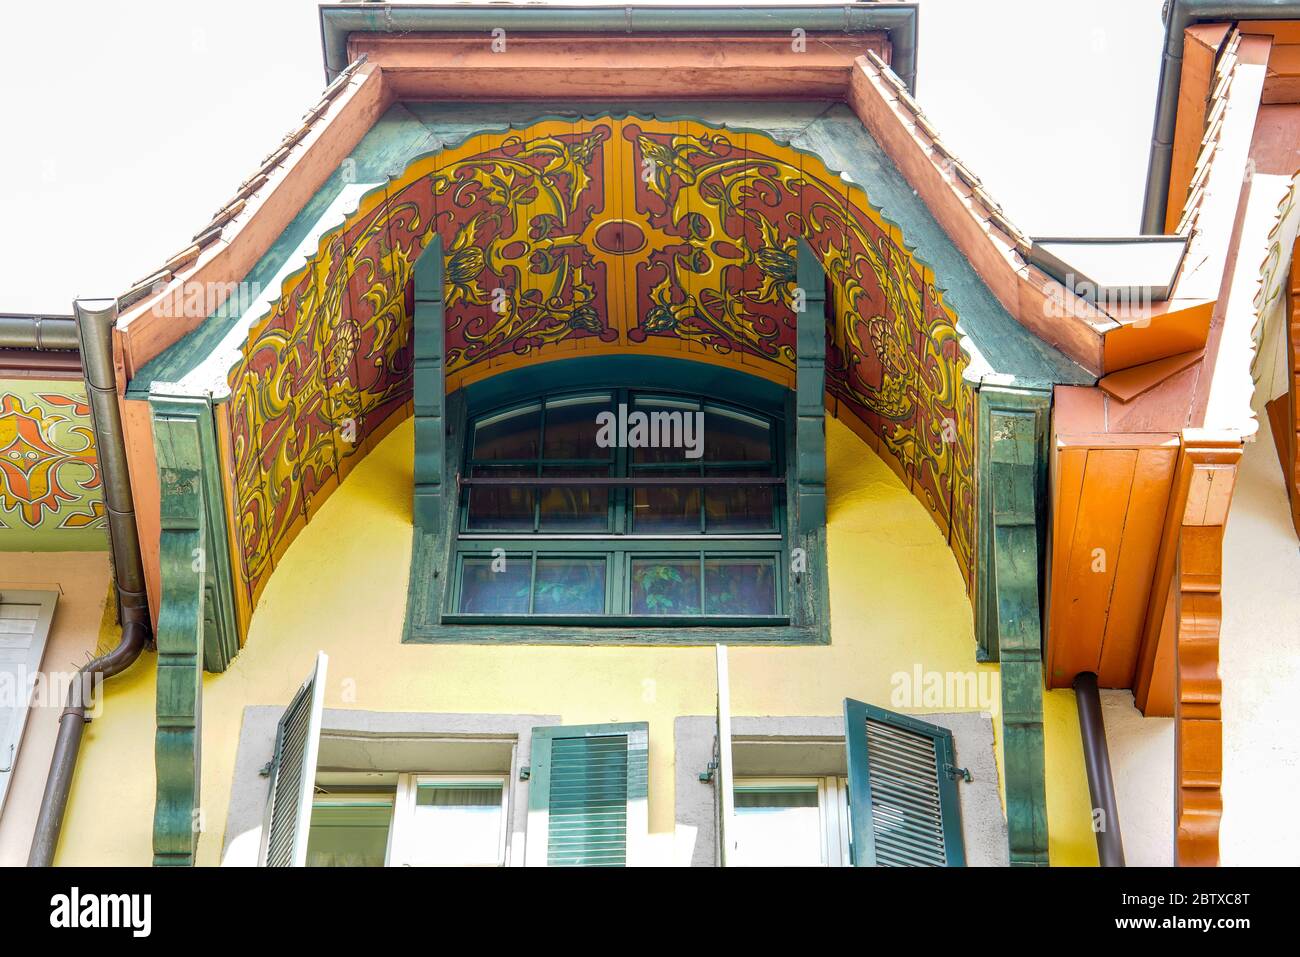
[527,722,648,867]
[844,698,965,867]
[260,652,328,867]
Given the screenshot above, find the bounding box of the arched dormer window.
[449,390,786,622]
[404,235,827,644]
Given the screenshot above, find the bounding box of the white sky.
[0,0,1167,314]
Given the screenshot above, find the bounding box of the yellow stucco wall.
[56,414,1096,866]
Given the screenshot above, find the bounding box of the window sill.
[404,619,822,645]
[442,614,789,627]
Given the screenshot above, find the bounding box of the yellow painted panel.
[1044,688,1101,866]
[56,416,1093,866]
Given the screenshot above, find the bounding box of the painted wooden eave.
[846,53,1116,377]
[113,57,391,386]
[1041,33,1279,750]
[1144,3,1300,233]
[1193,35,1283,438]
[1164,23,1232,234]
[850,44,1273,385]
[347,33,892,100]
[117,31,1102,398]
[318,1,921,89]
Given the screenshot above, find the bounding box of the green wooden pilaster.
[150,398,207,866]
[977,383,1051,866]
[413,235,445,534]
[193,399,239,672]
[794,238,826,538]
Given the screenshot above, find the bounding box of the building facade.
[2,1,1299,868]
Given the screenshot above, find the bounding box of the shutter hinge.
[258,761,273,778]
[699,759,719,783]
[519,766,530,781]
[944,763,973,783]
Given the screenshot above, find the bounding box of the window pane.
[458,556,531,614]
[544,395,612,460]
[632,469,700,532]
[473,404,541,460]
[732,785,821,867]
[467,466,534,531]
[409,783,504,866]
[533,558,606,615]
[306,802,392,867]
[539,467,610,531]
[705,405,771,462]
[704,558,778,615]
[630,558,701,615]
[629,396,703,464]
[704,468,776,532]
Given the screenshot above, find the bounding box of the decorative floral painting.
[0,381,105,549]
[224,115,977,611]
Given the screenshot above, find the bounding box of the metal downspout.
[1073,672,1126,867]
[28,299,151,867]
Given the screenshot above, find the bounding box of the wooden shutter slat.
[844,698,966,867]
[260,652,329,867]
[529,722,648,867]
[547,733,629,866]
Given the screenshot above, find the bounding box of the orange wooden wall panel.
[1097,447,1178,686]
[1047,429,1181,693]
[1052,448,1139,681]
[1046,444,1088,685]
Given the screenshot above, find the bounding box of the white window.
[731,776,850,867]
[304,771,510,867]
[391,774,509,867]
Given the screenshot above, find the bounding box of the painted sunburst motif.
[0,391,102,529]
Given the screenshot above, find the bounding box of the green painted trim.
[528,721,649,867]
[413,235,445,535]
[976,384,1051,867]
[0,527,110,552]
[407,624,819,644]
[404,357,830,645]
[844,698,966,867]
[795,237,827,539]
[463,355,788,416]
[149,402,207,867]
[149,396,240,673]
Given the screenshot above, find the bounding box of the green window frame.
[445,389,789,626]
[843,698,966,867]
[526,722,649,867]
[405,234,828,645]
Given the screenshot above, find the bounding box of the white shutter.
[259,651,328,867]
[715,644,736,866]
[0,590,57,817]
